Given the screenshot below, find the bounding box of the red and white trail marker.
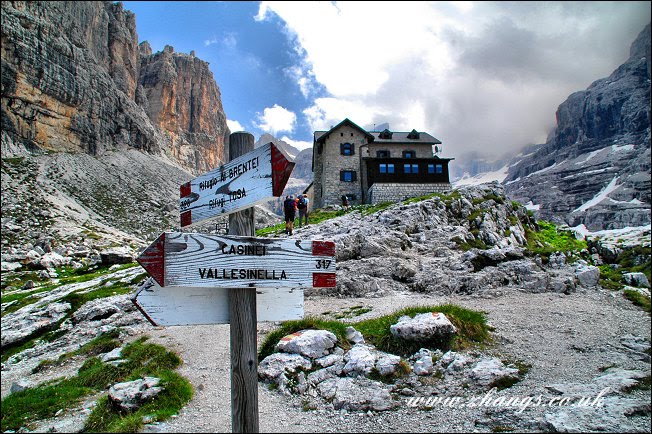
[136,232,336,289]
[179,142,294,227]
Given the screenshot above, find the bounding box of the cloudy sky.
[122,1,650,158]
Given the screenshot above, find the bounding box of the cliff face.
[1,1,226,174]
[138,43,228,173]
[504,24,651,231]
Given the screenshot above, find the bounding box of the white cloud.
[255,104,297,135]
[257,1,651,158]
[227,119,245,133]
[204,35,218,47]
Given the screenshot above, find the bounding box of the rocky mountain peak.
[1,1,227,174]
[503,22,651,231]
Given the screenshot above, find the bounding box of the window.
[403,164,419,174]
[376,150,390,158]
[428,164,434,174]
[403,150,415,158]
[379,163,395,174]
[340,170,357,182]
[317,144,323,155]
[436,164,443,174]
[340,143,355,156]
[379,129,393,139]
[407,129,420,139]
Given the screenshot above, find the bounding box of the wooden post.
[227,132,259,433]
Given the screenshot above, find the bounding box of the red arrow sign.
[137,232,336,289]
[179,142,294,228]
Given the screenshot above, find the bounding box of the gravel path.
[142,287,651,433]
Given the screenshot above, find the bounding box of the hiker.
[283,195,297,235]
[341,194,350,211]
[296,194,310,227]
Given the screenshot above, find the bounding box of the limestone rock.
[258,353,312,382]
[1,302,71,348]
[412,348,434,376]
[274,329,337,359]
[574,263,601,287]
[317,377,395,411]
[390,312,457,343]
[108,377,163,411]
[99,247,134,265]
[470,358,520,387]
[622,272,650,288]
[375,353,402,377]
[343,344,376,377]
[345,326,365,344]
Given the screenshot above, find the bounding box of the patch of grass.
[2,278,136,363]
[1,285,56,316]
[259,304,492,362]
[452,236,489,251]
[1,271,48,291]
[332,305,372,319]
[599,265,624,290]
[60,283,135,314]
[1,337,192,433]
[524,220,587,257]
[617,245,652,283]
[354,304,492,356]
[56,263,138,284]
[623,290,651,313]
[359,201,395,215]
[32,331,122,374]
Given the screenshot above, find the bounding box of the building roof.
[313,118,375,144]
[369,130,441,145]
[314,119,442,145]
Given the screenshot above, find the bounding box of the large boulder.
[274,329,337,359]
[390,312,457,344]
[469,358,520,387]
[258,353,312,382]
[317,377,395,411]
[108,377,163,411]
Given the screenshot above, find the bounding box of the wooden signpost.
[132,282,304,326]
[133,132,336,433]
[179,141,294,228]
[135,232,336,289]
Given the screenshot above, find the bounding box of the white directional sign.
[137,232,337,289]
[132,280,304,326]
[179,142,294,227]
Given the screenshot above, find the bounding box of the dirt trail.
[142,288,651,433]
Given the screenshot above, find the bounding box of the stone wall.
[313,124,370,207]
[368,183,451,204]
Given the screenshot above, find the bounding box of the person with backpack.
[283,195,297,235]
[296,194,310,227]
[341,194,350,211]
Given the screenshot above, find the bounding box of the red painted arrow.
[136,232,166,287]
[137,232,336,289]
